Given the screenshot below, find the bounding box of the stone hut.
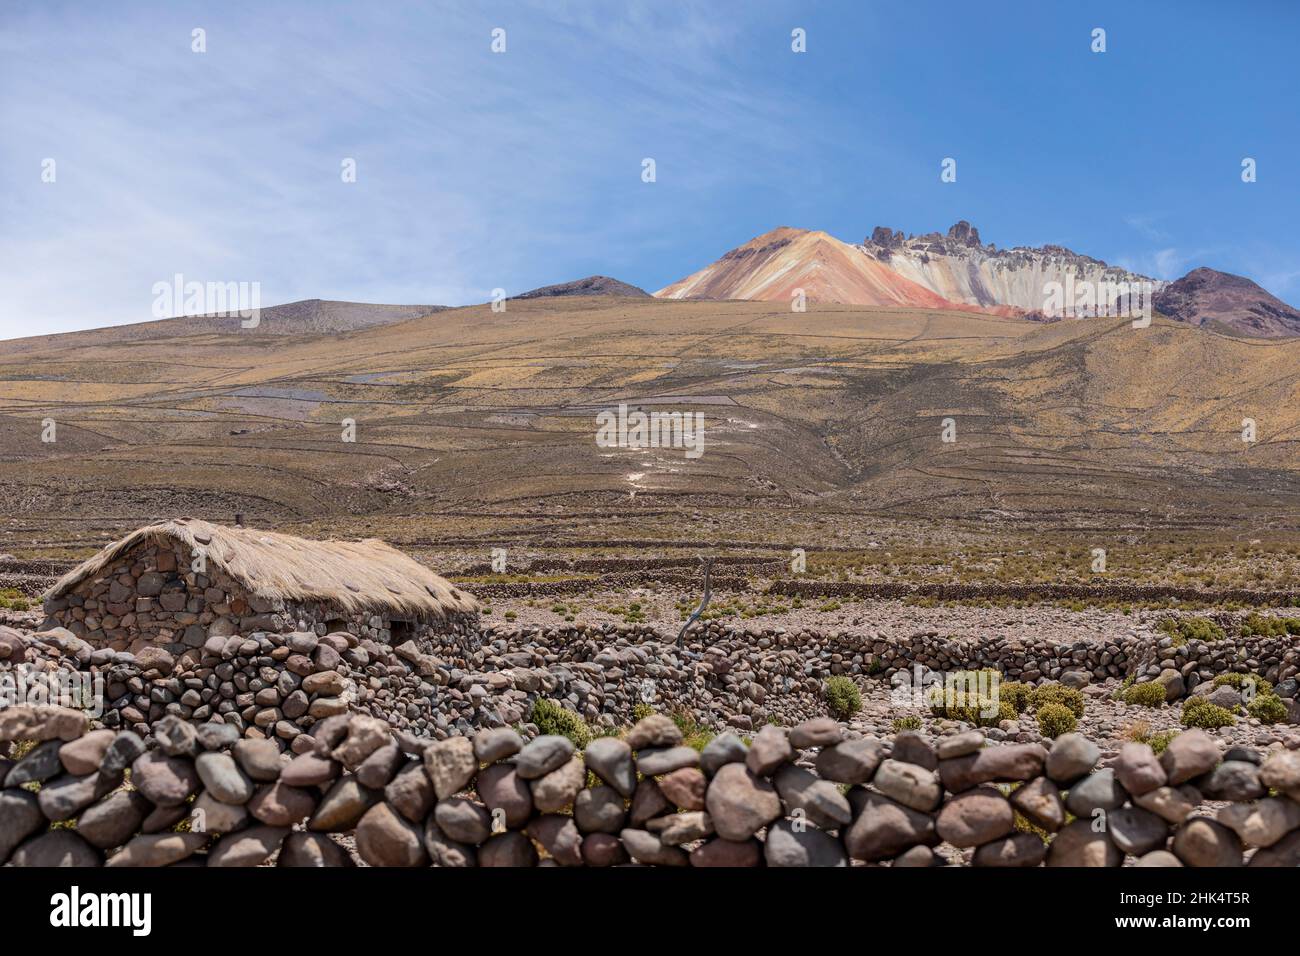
[40,518,479,654]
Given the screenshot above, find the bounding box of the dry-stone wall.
[467,575,1300,605]
[3,705,1299,867]
[2,619,1296,751]
[768,579,1300,607]
[474,620,1300,691]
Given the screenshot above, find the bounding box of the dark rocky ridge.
[514,276,650,299]
[864,220,1114,269]
[1153,267,1300,338]
[3,299,445,349]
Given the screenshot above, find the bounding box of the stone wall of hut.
[40,538,468,655]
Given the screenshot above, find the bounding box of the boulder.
[704,763,781,841]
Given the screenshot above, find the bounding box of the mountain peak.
[1154,267,1300,337]
[653,222,1299,337]
[514,276,649,299]
[655,227,989,311]
[946,220,982,247]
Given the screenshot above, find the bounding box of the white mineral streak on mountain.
[861,221,1162,315]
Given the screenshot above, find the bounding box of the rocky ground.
[848,678,1300,755]
[482,587,1163,643]
[4,602,1297,757]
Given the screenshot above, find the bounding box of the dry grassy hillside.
[2,297,1299,564]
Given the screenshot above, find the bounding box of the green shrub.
[1211,672,1273,697]
[824,676,862,720]
[670,710,716,751]
[1112,674,1137,701]
[1181,696,1235,729]
[924,669,1017,727]
[1148,729,1179,754]
[8,739,38,760]
[1159,616,1225,645]
[892,715,923,732]
[999,681,1034,715]
[1123,682,1168,708]
[0,588,30,611]
[1246,694,1289,724]
[1036,702,1078,738]
[631,702,655,723]
[529,698,592,749]
[929,696,1015,728]
[1031,683,1085,718]
[1236,613,1299,638]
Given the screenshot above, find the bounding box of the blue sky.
[2,0,1298,338]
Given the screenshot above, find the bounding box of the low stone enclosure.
[1,615,1296,750]
[40,518,478,654]
[3,705,1299,867]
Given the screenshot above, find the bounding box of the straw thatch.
[45,518,478,619]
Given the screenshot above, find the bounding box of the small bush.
[1148,729,1179,754]
[1246,694,1289,724]
[1181,696,1235,729]
[1031,683,1085,718]
[929,696,1015,728]
[1036,702,1078,738]
[9,739,38,760]
[824,676,862,720]
[670,710,716,751]
[529,698,592,749]
[1159,616,1225,645]
[1123,682,1168,708]
[1211,672,1273,697]
[999,681,1034,715]
[1123,719,1152,742]
[1238,613,1299,638]
[924,669,1017,727]
[631,702,655,723]
[0,588,31,611]
[892,715,923,732]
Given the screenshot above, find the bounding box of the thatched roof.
[45,518,478,619]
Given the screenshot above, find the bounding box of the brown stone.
[972,832,1047,867]
[704,763,781,841]
[356,801,428,867]
[941,743,1047,793]
[658,767,707,810]
[1046,820,1122,867]
[844,789,938,862]
[248,781,316,827]
[1172,818,1242,867]
[690,837,762,867]
[935,786,1014,847]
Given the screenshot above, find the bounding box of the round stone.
[704,763,781,841]
[936,787,1014,847]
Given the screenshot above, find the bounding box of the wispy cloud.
[0,0,821,337]
[1123,214,1171,243]
[3,1,1297,338]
